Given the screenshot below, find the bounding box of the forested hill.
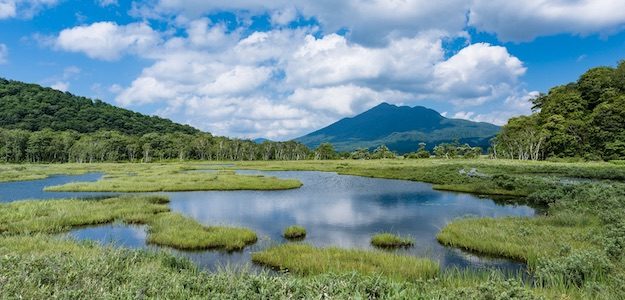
[296,103,500,153]
[493,60,625,160]
[0,78,198,135]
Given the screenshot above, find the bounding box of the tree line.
[492,60,625,161]
[0,128,312,163]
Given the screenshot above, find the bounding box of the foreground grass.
[371,233,415,249]
[283,225,307,240]
[0,236,550,300]
[251,243,439,281]
[0,196,257,251]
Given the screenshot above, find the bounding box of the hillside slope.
[0,78,198,135]
[296,103,499,153]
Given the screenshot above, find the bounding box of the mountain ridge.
[295,102,500,153]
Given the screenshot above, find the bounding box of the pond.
[1,170,536,273]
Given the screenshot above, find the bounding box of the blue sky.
[1,0,625,140]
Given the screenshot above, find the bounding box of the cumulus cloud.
[0,43,7,64]
[434,43,526,106]
[103,20,528,138]
[0,0,58,19]
[451,90,540,125]
[144,0,625,43]
[50,2,589,139]
[144,0,469,45]
[469,0,625,41]
[55,22,161,60]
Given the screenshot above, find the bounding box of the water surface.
[2,170,535,272]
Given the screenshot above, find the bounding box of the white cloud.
[451,90,540,125]
[0,1,16,19]
[0,43,8,64]
[103,22,527,139]
[145,1,625,44]
[145,0,469,45]
[50,81,69,92]
[469,0,625,41]
[0,0,58,19]
[55,22,161,60]
[434,43,526,106]
[97,0,117,7]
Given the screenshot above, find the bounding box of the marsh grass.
[147,213,257,251]
[0,195,170,234]
[371,233,414,249]
[251,243,439,281]
[0,196,257,251]
[44,169,302,192]
[283,225,306,240]
[0,235,553,299]
[436,215,601,269]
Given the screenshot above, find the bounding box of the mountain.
[0,78,199,135]
[296,103,500,153]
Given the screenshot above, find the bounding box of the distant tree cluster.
[492,60,625,160]
[0,129,311,163]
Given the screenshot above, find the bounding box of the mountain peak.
[296,103,499,154]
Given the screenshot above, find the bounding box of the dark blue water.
[1,170,535,272]
[0,173,114,202]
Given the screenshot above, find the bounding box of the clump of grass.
[371,233,414,248]
[283,225,306,240]
[147,213,257,251]
[44,170,302,192]
[251,243,439,281]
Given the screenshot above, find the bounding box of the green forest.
[493,60,625,161]
[0,79,311,162]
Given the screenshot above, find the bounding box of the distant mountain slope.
[296,103,500,153]
[0,78,199,135]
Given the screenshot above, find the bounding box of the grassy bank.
[45,169,302,192]
[0,196,257,251]
[230,159,625,196]
[0,235,548,299]
[438,182,625,297]
[252,243,439,281]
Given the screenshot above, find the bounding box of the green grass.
[283,225,307,239]
[437,214,601,269]
[0,195,170,234]
[251,243,439,281]
[0,196,257,251]
[44,168,302,192]
[0,235,553,300]
[147,212,257,251]
[371,233,414,248]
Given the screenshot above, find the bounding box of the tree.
[314,143,336,160]
[371,145,396,159]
